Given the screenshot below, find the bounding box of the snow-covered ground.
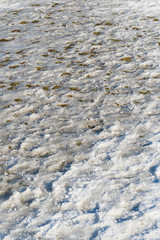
[0,0,160,239]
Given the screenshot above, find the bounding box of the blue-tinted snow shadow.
[131,222,158,239]
[87,203,100,224]
[37,219,51,228]
[149,165,159,183]
[0,189,13,203]
[87,203,109,239]
[116,215,133,223]
[45,181,53,192]
[5,158,18,170]
[89,226,109,240]
[0,233,6,240]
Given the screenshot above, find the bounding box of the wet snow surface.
[0,0,160,239]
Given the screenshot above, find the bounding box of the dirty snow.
[0,0,160,239]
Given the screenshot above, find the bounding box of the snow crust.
[0,0,160,239]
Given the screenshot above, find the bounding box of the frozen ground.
[0,0,160,239]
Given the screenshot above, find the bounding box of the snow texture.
[0,0,160,239]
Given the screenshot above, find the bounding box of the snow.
[0,0,160,239]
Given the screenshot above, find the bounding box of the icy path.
[0,0,160,239]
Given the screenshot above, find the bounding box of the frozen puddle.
[0,0,160,239]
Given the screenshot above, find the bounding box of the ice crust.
[0,0,160,239]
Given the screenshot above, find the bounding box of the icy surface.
[0,0,160,239]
